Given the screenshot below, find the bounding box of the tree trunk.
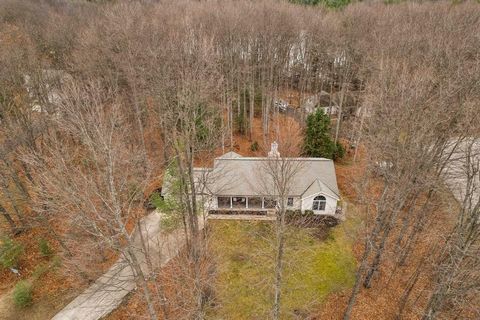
[343,236,371,320]
[395,255,427,320]
[243,80,247,137]
[127,248,158,320]
[2,158,30,200]
[250,72,254,141]
[173,142,205,318]
[343,192,389,320]
[41,207,73,257]
[131,81,148,175]
[272,208,286,320]
[0,204,20,235]
[0,182,27,228]
[353,103,366,163]
[363,195,410,288]
[334,83,346,145]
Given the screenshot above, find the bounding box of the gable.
[302,179,340,200]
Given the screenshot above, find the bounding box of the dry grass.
[207,220,358,319]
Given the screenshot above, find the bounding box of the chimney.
[268,141,280,158]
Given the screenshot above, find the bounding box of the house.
[301,91,339,116]
[273,99,289,112]
[319,105,339,115]
[24,69,73,113]
[169,143,341,216]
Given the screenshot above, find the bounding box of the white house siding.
[286,197,302,211]
[300,192,338,215]
[199,195,216,212]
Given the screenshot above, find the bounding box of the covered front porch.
[216,196,277,210]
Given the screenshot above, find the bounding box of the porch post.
[230,197,232,209]
[246,197,249,209]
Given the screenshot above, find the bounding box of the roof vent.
[268,141,280,158]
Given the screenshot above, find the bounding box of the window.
[312,195,326,211]
[232,197,247,208]
[218,197,231,209]
[287,197,294,207]
[248,197,262,209]
[264,198,277,209]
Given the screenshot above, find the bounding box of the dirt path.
[52,211,204,320]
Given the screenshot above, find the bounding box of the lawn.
[208,219,358,319]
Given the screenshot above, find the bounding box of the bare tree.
[422,140,480,320]
[26,80,160,319]
[257,141,304,319]
[149,17,224,317]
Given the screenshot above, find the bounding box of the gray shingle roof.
[194,152,339,199]
[301,179,339,199]
[217,151,242,159]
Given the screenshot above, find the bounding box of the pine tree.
[303,109,344,159]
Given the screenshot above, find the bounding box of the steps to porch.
[208,209,277,221]
[207,214,276,221]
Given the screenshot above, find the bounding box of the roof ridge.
[301,179,318,198]
[216,157,332,161]
[316,179,340,198]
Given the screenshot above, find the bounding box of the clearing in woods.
[207,219,358,319]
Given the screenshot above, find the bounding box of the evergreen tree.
[303,109,344,159]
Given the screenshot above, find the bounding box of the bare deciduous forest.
[0,0,479,319]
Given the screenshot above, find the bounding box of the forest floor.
[0,253,83,320]
[0,111,452,320]
[0,124,164,319]
[52,210,203,320]
[0,207,96,319]
[315,155,456,320]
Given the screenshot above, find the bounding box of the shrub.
[285,209,302,216]
[303,210,314,215]
[32,263,49,280]
[0,237,24,269]
[250,141,259,152]
[150,189,183,231]
[51,255,62,269]
[160,213,183,232]
[38,238,53,257]
[149,191,161,206]
[13,281,32,308]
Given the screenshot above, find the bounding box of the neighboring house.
[273,99,289,112]
[355,105,373,119]
[301,91,339,116]
[163,143,341,216]
[319,105,339,115]
[24,69,73,113]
